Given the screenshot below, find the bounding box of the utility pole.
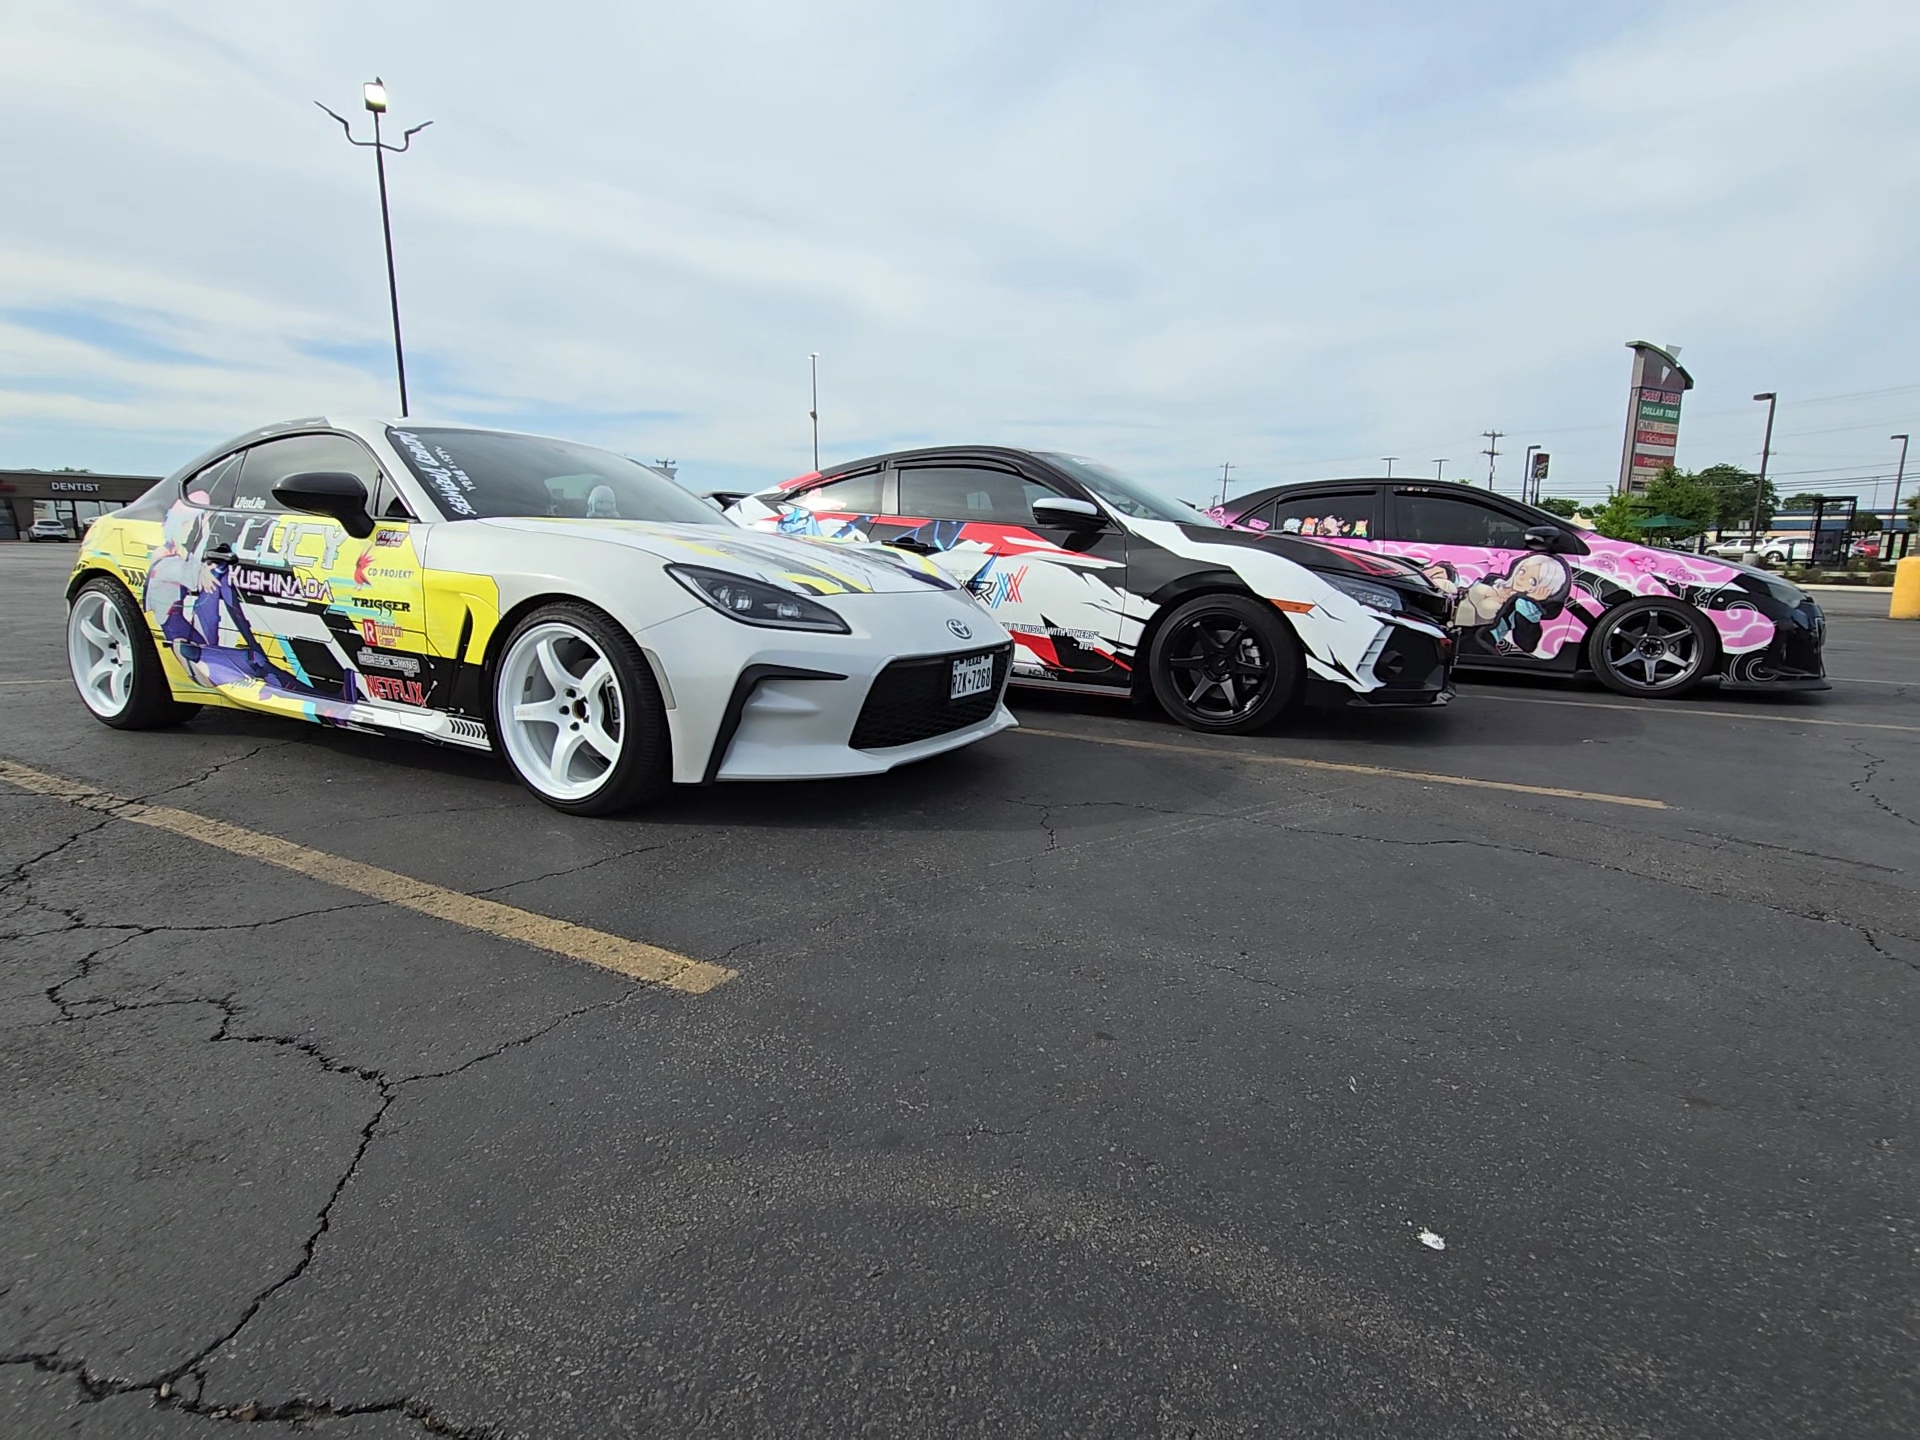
[1432,459,1448,482]
[1381,456,1397,478]
[1748,393,1777,549]
[1481,431,1503,491]
[1891,433,1910,559]
[316,80,432,416]
[808,353,820,472]
[1217,461,1235,507]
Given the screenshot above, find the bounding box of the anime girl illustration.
[1453,552,1574,656]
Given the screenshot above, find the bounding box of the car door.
[1384,487,1584,668]
[183,433,429,718]
[878,461,1134,690]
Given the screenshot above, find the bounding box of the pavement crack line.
[466,840,672,898]
[1849,742,1918,829]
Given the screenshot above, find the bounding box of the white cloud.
[1,0,1916,505]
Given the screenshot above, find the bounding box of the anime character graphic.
[1452,552,1573,656]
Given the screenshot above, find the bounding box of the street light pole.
[1891,433,1910,559]
[317,80,431,416]
[809,353,820,472]
[1218,461,1235,507]
[1748,392,1777,550]
[1381,456,1397,478]
[1432,459,1447,482]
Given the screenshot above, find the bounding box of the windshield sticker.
[391,429,478,517]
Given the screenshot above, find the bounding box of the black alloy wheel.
[1588,597,1718,698]
[1148,593,1301,734]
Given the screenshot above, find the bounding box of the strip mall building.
[0,470,158,541]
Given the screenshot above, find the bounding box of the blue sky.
[2,0,1917,507]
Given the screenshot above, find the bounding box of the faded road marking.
[1463,691,1920,734]
[1012,727,1667,809]
[0,758,734,994]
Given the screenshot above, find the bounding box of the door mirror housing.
[1524,525,1576,554]
[1031,496,1105,530]
[272,471,375,539]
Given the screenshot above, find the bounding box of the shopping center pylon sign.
[1617,341,1695,495]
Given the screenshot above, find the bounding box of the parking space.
[3,544,1915,1438]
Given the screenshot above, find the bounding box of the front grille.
[850,644,1011,750]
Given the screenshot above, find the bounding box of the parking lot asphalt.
[2,543,1915,1439]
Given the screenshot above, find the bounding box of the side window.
[232,434,386,515]
[1267,490,1375,538]
[896,466,1057,524]
[182,454,243,509]
[1394,492,1530,548]
[795,470,883,514]
[1232,499,1278,531]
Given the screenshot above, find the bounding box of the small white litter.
[1417,1229,1446,1251]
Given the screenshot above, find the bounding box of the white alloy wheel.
[496,621,628,802]
[68,587,136,719]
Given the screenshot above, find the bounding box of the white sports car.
[64,419,1016,814]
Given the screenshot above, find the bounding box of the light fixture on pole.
[1481,431,1503,490]
[808,353,820,472]
[1891,433,1910,558]
[317,79,432,416]
[1748,393,1778,550]
[1432,459,1447,482]
[1381,456,1397,478]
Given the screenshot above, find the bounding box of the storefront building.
[0,470,160,541]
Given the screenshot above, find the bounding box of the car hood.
[467,517,952,596]
[1171,523,1442,591]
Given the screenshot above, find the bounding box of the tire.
[1148,592,1303,734]
[491,602,671,816]
[67,576,201,730]
[1588,596,1719,699]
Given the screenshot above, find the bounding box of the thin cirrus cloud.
[0,0,1915,501]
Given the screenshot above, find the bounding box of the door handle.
[886,537,938,555]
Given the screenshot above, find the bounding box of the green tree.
[1588,490,1653,541]
[1536,496,1581,519]
[1638,467,1718,539]
[1781,492,1824,510]
[1692,463,1775,531]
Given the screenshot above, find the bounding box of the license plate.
[949,653,995,700]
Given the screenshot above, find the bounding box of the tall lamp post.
[318,80,432,416]
[1432,459,1448,482]
[808,353,820,472]
[1748,392,1778,551]
[1381,456,1397,478]
[1891,433,1910,559]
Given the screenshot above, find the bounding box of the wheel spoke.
[79,616,113,651]
[106,665,129,706]
[513,700,554,724]
[581,722,620,761]
[548,729,587,785]
[86,656,115,688]
[1185,675,1219,706]
[579,658,613,696]
[534,637,575,697]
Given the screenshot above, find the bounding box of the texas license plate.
[949,653,995,700]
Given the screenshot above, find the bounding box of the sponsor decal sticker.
[373,528,408,547]
[233,565,331,603]
[364,674,427,705]
[357,648,423,677]
[358,618,405,646]
[391,429,479,517]
[355,596,411,613]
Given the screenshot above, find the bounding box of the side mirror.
[1524,525,1569,554]
[1032,496,1105,530]
[272,471,375,539]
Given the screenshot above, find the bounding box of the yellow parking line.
[1463,691,1920,734]
[1011,727,1667,809]
[0,758,734,994]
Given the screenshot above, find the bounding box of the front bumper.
[640,588,1017,785]
[1719,597,1828,690]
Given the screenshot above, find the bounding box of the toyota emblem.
[946,618,973,640]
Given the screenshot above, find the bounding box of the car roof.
[813,444,1056,479]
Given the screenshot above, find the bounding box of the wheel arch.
[1130,572,1261,700]
[479,592,676,707]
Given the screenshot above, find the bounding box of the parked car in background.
[1704,535,1804,566]
[1208,480,1827,697]
[28,518,72,542]
[729,447,1455,733]
[64,418,1017,815]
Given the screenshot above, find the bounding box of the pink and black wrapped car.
[1207,480,1826,698]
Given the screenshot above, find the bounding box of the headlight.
[1318,572,1401,615]
[666,564,851,633]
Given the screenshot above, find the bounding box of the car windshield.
[1036,452,1223,527]
[387,427,724,525]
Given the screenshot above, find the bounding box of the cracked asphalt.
[2,545,1915,1438]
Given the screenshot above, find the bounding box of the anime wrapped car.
[65,419,1016,815]
[727,446,1455,733]
[1206,479,1827,697]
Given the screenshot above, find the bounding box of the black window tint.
[1395,493,1530,548]
[387,427,723,524]
[796,470,883,514]
[896,466,1056,524]
[1267,491,1374,539]
[183,454,242,509]
[234,434,384,515]
[1232,499,1279,531]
